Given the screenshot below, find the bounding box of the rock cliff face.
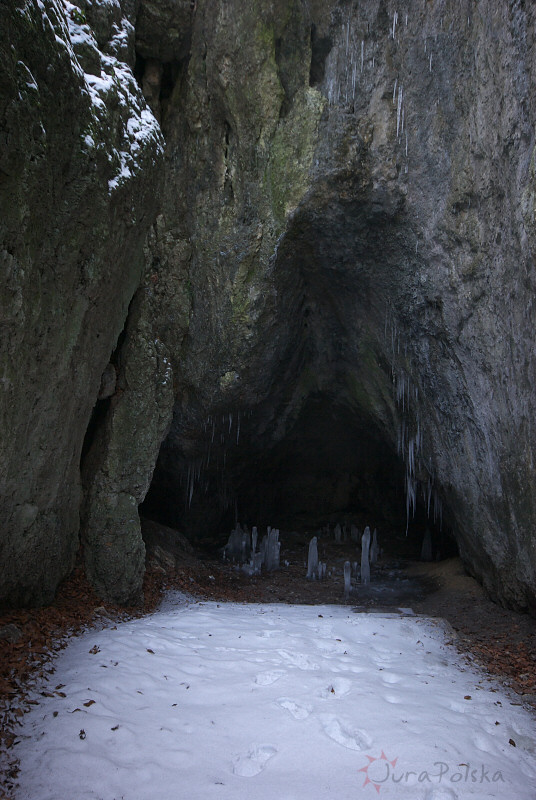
[0,0,164,605]
[1,0,536,611]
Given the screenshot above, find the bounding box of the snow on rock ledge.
[61,0,164,193]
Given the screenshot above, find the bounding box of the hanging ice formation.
[361,527,371,585]
[420,529,433,562]
[370,529,379,564]
[307,536,319,580]
[385,303,443,535]
[344,561,352,598]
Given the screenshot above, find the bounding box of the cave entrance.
[142,175,459,567]
[142,387,456,564]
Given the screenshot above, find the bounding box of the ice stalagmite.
[263,528,280,572]
[361,527,371,585]
[370,529,379,564]
[224,526,247,562]
[421,529,433,561]
[334,523,342,544]
[307,536,319,579]
[344,561,351,598]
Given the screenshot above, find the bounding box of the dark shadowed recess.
[141,389,455,561]
[142,173,458,562]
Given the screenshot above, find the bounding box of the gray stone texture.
[1,0,536,614]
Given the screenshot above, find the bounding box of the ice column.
[344,561,351,598]
[361,527,371,585]
[370,529,379,564]
[263,528,280,572]
[307,536,319,579]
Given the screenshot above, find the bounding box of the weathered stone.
[142,0,536,613]
[0,0,163,606]
[81,288,173,604]
[2,0,536,616]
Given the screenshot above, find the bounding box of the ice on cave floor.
[361,527,371,585]
[262,528,280,572]
[307,536,319,580]
[421,529,433,562]
[223,525,249,563]
[334,523,342,544]
[370,529,379,564]
[344,561,351,598]
[224,524,280,573]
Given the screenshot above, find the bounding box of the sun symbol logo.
[358,751,398,794]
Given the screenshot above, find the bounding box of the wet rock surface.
[141,0,536,613]
[1,0,536,613]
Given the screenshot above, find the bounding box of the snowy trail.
[12,597,536,799]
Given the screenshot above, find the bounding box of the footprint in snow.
[424,788,458,800]
[472,733,493,754]
[276,698,311,719]
[317,677,352,699]
[314,638,345,654]
[320,715,371,751]
[277,650,320,670]
[232,745,277,777]
[380,672,402,684]
[255,670,286,686]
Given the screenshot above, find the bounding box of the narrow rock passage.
[11,596,536,800]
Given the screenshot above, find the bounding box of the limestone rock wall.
[2,0,536,613]
[143,0,536,611]
[0,0,163,605]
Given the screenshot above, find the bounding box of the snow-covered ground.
[13,596,536,799]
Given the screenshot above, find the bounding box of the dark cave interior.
[141,389,457,563]
[141,182,460,565]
